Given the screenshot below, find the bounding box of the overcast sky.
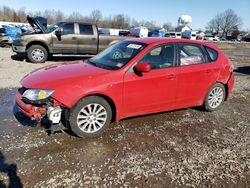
[1,0,250,30]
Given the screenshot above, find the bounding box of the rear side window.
[178,43,206,66]
[62,23,74,35]
[205,47,218,61]
[79,24,93,35]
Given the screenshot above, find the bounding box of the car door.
[52,23,78,53]
[77,24,98,54]
[123,43,178,117]
[176,43,220,107]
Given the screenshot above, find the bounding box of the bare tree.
[54,10,65,22]
[0,6,15,21]
[206,14,223,34]
[68,11,84,22]
[162,22,173,31]
[221,9,242,36]
[112,14,130,29]
[207,9,242,36]
[143,20,158,29]
[89,9,102,25]
[17,7,27,22]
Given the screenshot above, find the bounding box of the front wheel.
[204,83,226,111]
[69,96,112,137]
[27,45,48,63]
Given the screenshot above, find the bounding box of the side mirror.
[55,28,63,36]
[134,62,151,73]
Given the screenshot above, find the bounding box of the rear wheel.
[204,83,226,111]
[27,45,48,63]
[69,96,112,137]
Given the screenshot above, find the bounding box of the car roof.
[126,37,218,50]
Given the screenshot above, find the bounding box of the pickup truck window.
[79,24,93,35]
[88,41,147,70]
[62,23,74,35]
[46,22,63,33]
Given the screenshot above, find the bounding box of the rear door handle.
[166,74,176,80]
[91,37,96,40]
[72,37,77,40]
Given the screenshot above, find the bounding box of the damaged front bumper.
[16,89,63,124]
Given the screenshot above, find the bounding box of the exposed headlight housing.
[23,89,54,102]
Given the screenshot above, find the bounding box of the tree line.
[0,6,244,36]
[0,6,174,30]
[206,9,242,37]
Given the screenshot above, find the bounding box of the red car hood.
[21,60,111,89]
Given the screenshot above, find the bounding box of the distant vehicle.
[203,35,220,42]
[119,30,130,36]
[241,34,250,42]
[0,25,21,46]
[12,16,129,63]
[16,38,234,137]
[165,32,181,39]
[225,36,237,41]
[182,30,192,39]
[149,29,165,37]
[190,32,197,40]
[99,28,120,36]
[129,27,148,38]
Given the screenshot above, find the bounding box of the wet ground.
[0,47,250,187]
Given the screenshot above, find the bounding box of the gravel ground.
[0,47,250,187]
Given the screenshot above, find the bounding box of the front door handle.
[166,74,176,80]
[91,37,96,40]
[72,37,77,40]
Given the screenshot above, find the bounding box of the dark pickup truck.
[12,16,128,63]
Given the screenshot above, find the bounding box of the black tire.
[204,83,226,112]
[69,96,112,138]
[27,45,48,63]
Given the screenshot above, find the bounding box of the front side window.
[88,41,147,70]
[46,22,64,33]
[139,44,175,69]
[79,24,93,35]
[178,43,206,66]
[62,23,74,35]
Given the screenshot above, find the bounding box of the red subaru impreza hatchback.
[16,38,234,137]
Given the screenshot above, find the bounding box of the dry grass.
[216,42,250,50]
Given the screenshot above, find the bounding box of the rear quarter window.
[205,47,218,61]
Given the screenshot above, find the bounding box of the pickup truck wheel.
[69,96,112,138]
[27,45,48,63]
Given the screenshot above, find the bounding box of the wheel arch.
[75,93,117,123]
[203,81,228,105]
[26,41,50,54]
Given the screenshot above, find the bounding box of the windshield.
[88,41,147,70]
[46,22,63,33]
